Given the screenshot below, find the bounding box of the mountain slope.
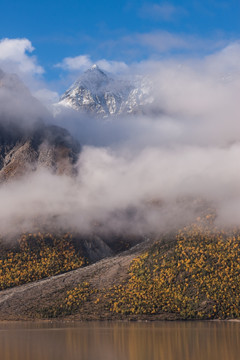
[2,223,240,321]
[58,65,152,117]
[0,69,80,181]
[0,122,81,182]
[0,239,150,320]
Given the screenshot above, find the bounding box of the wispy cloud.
[138,2,187,21]
[135,31,190,52]
[122,31,227,55]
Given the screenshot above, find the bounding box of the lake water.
[0,321,239,360]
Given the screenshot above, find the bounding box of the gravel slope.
[0,240,151,320]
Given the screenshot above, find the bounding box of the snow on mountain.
[57,65,153,117]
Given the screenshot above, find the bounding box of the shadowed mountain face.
[0,69,81,182]
[0,121,81,182]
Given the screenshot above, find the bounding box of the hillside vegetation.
[1,217,240,320]
[105,222,240,319]
[38,218,240,320]
[0,233,85,290]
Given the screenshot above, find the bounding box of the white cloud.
[33,88,59,108]
[56,55,92,71]
[0,38,64,106]
[96,59,128,73]
[204,42,240,75]
[0,38,44,76]
[56,54,128,74]
[3,39,240,236]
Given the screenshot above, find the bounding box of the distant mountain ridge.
[58,65,153,117]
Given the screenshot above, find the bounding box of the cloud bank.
[1,40,240,237]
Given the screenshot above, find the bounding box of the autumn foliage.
[106,223,240,319]
[40,282,95,317]
[2,217,240,320]
[0,232,85,290]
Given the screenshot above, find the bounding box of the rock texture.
[58,65,153,117]
[0,122,81,182]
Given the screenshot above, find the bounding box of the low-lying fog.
[1,42,240,237]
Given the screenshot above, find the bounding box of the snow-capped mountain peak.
[57,66,152,117]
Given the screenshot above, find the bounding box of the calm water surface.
[0,321,239,360]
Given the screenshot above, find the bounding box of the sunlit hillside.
[34,216,240,320]
[0,233,86,290]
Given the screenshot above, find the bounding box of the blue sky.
[0,0,240,91]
